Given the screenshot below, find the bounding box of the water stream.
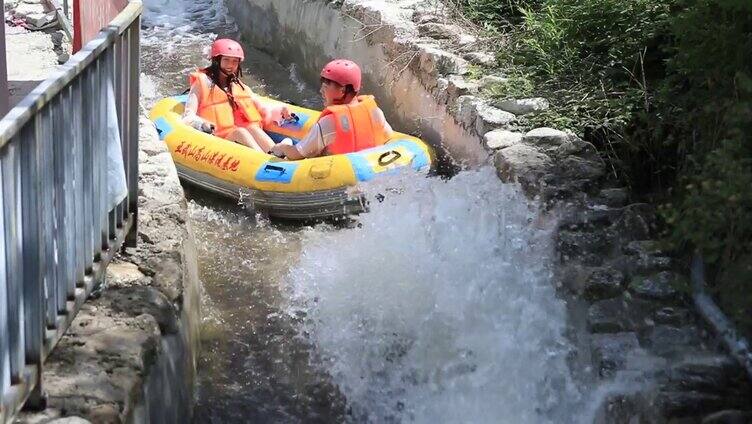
[140,0,601,422]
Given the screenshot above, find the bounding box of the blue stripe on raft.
[255,161,299,183]
[346,153,376,182]
[173,94,189,104]
[153,117,173,141]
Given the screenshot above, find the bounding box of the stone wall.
[228,0,752,421]
[16,118,201,424]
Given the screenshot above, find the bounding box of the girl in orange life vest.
[270,59,393,160]
[183,39,292,152]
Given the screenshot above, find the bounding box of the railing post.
[2,141,25,385]
[52,90,69,318]
[0,145,10,401]
[41,100,58,329]
[0,0,8,118]
[124,19,139,248]
[81,69,94,273]
[72,79,86,285]
[20,114,46,410]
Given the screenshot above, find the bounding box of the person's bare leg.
[226,128,265,151]
[245,123,276,153]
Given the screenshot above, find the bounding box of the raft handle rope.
[264,164,287,174]
[378,150,402,166]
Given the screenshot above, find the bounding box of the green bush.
[653,0,752,265]
[517,0,672,79]
[457,0,541,29]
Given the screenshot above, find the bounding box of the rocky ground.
[4,0,70,107]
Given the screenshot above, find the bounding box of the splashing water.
[285,168,587,423]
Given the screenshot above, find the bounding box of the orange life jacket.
[319,95,390,155]
[189,71,263,137]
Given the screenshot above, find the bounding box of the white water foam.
[286,168,589,423]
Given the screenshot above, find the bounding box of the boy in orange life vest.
[270,59,393,160]
[183,39,292,152]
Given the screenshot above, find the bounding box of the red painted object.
[72,0,127,52]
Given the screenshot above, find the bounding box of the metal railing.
[0,1,141,421]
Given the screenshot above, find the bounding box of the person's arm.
[270,116,335,160]
[251,94,291,127]
[374,107,394,137]
[182,82,214,133]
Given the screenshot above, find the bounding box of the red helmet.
[210,39,244,61]
[320,59,361,91]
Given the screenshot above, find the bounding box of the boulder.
[556,156,605,181]
[654,306,693,326]
[418,45,468,76]
[494,97,550,116]
[522,127,570,150]
[623,240,663,256]
[475,103,515,135]
[445,75,479,101]
[418,22,462,40]
[412,10,440,24]
[48,418,93,424]
[646,325,705,357]
[587,296,658,333]
[483,129,522,150]
[628,271,684,302]
[478,75,509,90]
[493,144,552,191]
[458,34,478,46]
[558,230,613,265]
[622,240,672,273]
[597,188,629,208]
[455,95,483,129]
[591,332,640,377]
[613,204,658,242]
[655,391,727,419]
[463,51,496,66]
[663,353,750,394]
[583,267,625,301]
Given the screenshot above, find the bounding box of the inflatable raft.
[149,95,434,219]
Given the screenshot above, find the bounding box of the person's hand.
[270,143,286,158]
[279,106,292,120]
[200,122,215,134]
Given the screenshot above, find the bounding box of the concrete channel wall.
[227,0,752,421]
[226,0,488,167]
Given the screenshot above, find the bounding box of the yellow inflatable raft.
[149,95,434,219]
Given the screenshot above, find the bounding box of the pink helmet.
[210,39,244,61]
[320,59,362,91]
